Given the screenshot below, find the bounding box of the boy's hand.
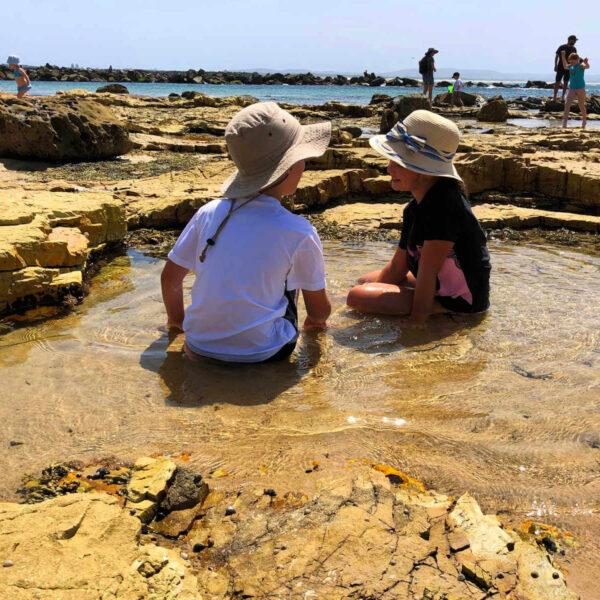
[303,316,327,330]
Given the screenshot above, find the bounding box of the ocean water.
[2,80,599,105]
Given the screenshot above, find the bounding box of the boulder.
[340,125,362,138]
[96,83,129,94]
[380,94,431,133]
[369,93,393,105]
[369,76,386,86]
[477,96,509,122]
[434,91,479,107]
[0,93,133,161]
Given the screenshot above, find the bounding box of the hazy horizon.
[6,0,598,79]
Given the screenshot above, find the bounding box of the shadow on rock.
[140,330,323,407]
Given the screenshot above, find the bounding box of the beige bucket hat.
[221,102,331,199]
[369,110,462,181]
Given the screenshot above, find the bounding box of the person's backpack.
[418,56,428,75]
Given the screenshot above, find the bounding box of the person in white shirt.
[161,102,332,363]
[451,72,465,107]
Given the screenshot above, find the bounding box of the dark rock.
[225,506,236,516]
[264,488,277,497]
[541,537,557,553]
[379,94,431,134]
[369,93,393,106]
[9,441,23,447]
[477,97,509,122]
[96,83,129,94]
[434,91,479,107]
[341,125,362,138]
[159,467,209,512]
[369,77,386,87]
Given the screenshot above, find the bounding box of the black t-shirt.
[425,55,435,74]
[399,178,491,312]
[556,44,577,71]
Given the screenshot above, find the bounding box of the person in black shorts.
[347,110,491,323]
[553,35,578,102]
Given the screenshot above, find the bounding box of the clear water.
[2,80,599,105]
[1,240,599,595]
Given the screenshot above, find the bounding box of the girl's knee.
[346,285,364,309]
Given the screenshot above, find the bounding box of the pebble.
[3,560,14,567]
[225,506,236,516]
[180,552,189,560]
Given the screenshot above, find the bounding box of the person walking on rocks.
[419,48,438,105]
[561,52,589,129]
[161,102,332,363]
[553,35,578,102]
[450,72,465,107]
[7,55,31,98]
[346,111,491,322]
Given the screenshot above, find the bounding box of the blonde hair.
[568,52,580,62]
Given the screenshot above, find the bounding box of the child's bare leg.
[357,270,416,286]
[577,90,587,128]
[562,91,574,126]
[347,283,414,314]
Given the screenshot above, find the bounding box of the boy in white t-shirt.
[161,102,332,363]
[451,72,464,107]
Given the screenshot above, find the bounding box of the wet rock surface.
[0,92,133,161]
[0,458,579,599]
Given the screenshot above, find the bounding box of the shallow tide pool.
[1,240,599,588]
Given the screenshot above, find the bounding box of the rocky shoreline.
[0,456,580,599]
[0,63,570,90]
[1,88,599,319]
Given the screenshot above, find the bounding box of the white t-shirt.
[168,195,327,362]
[453,79,464,92]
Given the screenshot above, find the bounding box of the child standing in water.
[7,55,31,98]
[161,102,332,363]
[561,52,589,128]
[347,110,491,322]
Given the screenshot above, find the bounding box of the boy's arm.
[410,240,453,320]
[376,247,409,284]
[161,259,188,331]
[302,289,331,329]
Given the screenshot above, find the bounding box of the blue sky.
[7,0,598,76]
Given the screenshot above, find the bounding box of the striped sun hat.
[369,110,461,181]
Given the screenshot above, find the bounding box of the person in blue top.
[561,51,590,129]
[6,55,31,98]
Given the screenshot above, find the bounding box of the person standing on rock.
[561,52,589,129]
[553,35,578,102]
[419,48,438,105]
[346,111,491,322]
[161,102,332,363]
[451,72,465,107]
[7,55,31,98]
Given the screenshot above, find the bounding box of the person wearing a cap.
[420,48,438,105]
[6,55,31,98]
[553,36,578,102]
[347,110,491,322]
[161,102,332,363]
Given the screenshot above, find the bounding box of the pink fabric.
[410,246,473,304]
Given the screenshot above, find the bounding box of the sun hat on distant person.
[222,102,331,199]
[427,48,439,54]
[369,110,462,181]
[6,55,20,65]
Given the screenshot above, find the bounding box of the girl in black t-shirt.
[346,110,491,324]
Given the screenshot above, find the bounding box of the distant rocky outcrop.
[434,91,480,107]
[0,93,133,161]
[477,95,509,122]
[96,83,129,94]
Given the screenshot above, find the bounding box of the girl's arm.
[582,58,590,69]
[161,259,188,330]
[376,247,409,284]
[411,240,453,320]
